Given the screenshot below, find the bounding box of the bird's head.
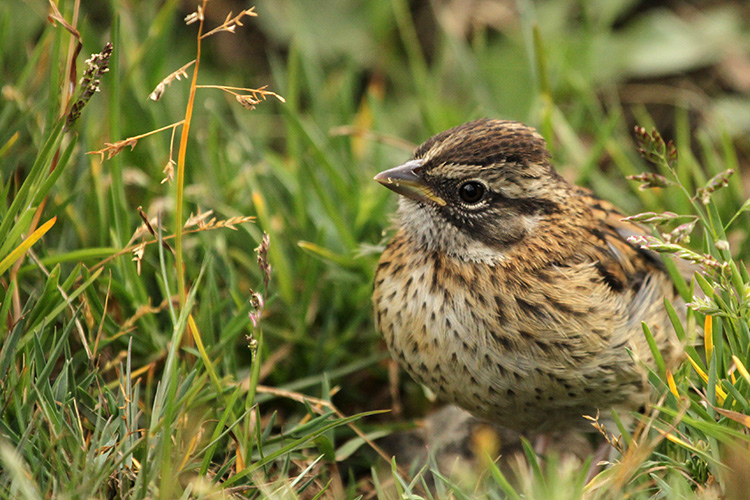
[375,119,571,262]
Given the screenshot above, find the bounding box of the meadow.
[1,0,750,498]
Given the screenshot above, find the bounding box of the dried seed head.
[695,169,735,205]
[65,42,113,129]
[627,172,673,191]
[633,126,678,169]
[715,240,730,251]
[248,290,265,328]
[621,211,680,224]
[161,159,176,184]
[686,296,722,316]
[246,333,258,358]
[255,232,272,289]
[184,6,204,25]
[663,219,698,244]
[149,60,195,101]
[666,140,678,167]
[236,94,261,110]
[627,235,682,254]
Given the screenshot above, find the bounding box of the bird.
[372,118,681,434]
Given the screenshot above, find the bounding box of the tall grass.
[1,0,749,498]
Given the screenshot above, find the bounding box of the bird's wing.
[577,189,683,364]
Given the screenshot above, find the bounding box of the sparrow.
[372,119,680,434]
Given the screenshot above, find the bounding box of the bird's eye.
[458,181,486,204]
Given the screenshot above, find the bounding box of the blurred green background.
[1,0,750,497]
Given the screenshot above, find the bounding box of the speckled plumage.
[372,119,679,433]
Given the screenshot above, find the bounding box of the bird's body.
[372,119,679,433]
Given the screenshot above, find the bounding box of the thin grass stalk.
[175,1,206,308]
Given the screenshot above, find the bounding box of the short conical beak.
[374,159,446,206]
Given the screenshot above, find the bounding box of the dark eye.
[458,181,485,204]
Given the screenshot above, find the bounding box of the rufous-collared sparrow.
[372,119,680,433]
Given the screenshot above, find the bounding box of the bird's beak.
[374,159,446,206]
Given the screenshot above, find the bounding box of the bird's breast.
[373,235,560,428]
[373,231,654,432]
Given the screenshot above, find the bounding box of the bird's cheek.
[475,215,534,248]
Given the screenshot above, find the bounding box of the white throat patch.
[397,198,515,264]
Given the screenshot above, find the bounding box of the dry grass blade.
[138,206,175,257]
[47,0,82,96]
[47,0,81,41]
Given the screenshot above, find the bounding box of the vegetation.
[1,0,749,497]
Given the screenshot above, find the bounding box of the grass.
[1,0,750,498]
